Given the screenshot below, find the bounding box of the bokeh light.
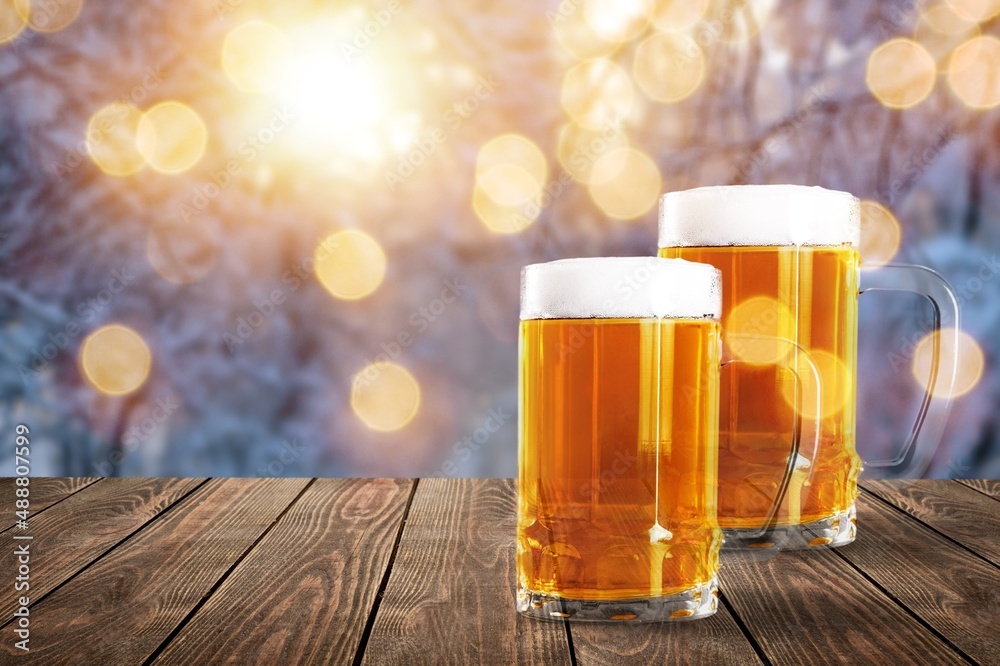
[221,20,291,94]
[719,0,776,43]
[919,3,979,35]
[561,58,634,130]
[912,327,985,399]
[85,102,146,177]
[475,134,547,206]
[650,0,709,31]
[781,349,853,420]
[551,5,619,61]
[944,0,1000,22]
[583,0,651,43]
[14,0,82,32]
[556,122,629,185]
[79,325,152,396]
[136,101,208,174]
[587,147,661,220]
[351,361,421,432]
[0,0,28,44]
[914,5,980,69]
[858,200,902,269]
[866,39,937,109]
[146,221,218,285]
[633,33,706,103]
[947,36,1000,109]
[314,229,387,300]
[472,185,540,234]
[724,295,795,365]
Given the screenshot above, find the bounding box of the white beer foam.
[659,185,860,248]
[520,257,721,321]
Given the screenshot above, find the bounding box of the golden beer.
[517,257,723,621]
[659,245,861,529]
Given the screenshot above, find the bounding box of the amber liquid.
[659,246,861,528]
[517,318,722,601]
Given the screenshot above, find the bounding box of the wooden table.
[0,478,998,665]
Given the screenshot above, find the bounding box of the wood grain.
[361,478,571,666]
[862,479,1000,567]
[151,479,413,665]
[570,602,763,665]
[0,477,204,616]
[0,478,309,665]
[0,477,100,533]
[832,492,1000,663]
[956,479,1000,501]
[719,546,967,665]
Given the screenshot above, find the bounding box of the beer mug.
[659,185,960,549]
[516,257,817,621]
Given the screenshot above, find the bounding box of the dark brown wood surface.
[0,478,995,665]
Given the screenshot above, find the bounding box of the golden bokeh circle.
[912,327,985,399]
[920,3,979,35]
[557,122,629,185]
[314,229,387,300]
[79,325,152,396]
[780,349,853,420]
[583,0,652,43]
[561,58,634,130]
[944,0,1000,22]
[0,0,28,44]
[221,20,291,94]
[14,0,82,32]
[551,6,619,61]
[947,36,1000,109]
[650,0,709,31]
[136,101,208,174]
[472,185,540,234]
[724,295,795,365]
[475,134,547,207]
[86,102,146,177]
[351,362,421,432]
[633,33,706,103]
[866,39,937,109]
[858,200,902,269]
[587,147,661,220]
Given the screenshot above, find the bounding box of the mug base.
[516,577,718,622]
[721,502,857,550]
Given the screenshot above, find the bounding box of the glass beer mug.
[516,257,816,621]
[659,185,960,549]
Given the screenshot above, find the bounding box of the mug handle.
[858,264,961,477]
[722,336,823,540]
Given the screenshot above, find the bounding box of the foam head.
[659,185,860,248]
[520,257,721,320]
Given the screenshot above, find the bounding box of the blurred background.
[0,0,997,478]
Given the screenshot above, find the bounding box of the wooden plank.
[0,478,100,531]
[150,479,413,665]
[831,492,1000,664]
[956,479,1000,501]
[0,477,204,615]
[361,479,571,666]
[862,479,1000,567]
[570,602,763,665]
[0,477,309,665]
[719,547,966,665]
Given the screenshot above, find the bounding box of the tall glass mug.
[517,258,725,622]
[658,185,960,549]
